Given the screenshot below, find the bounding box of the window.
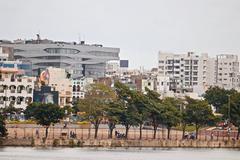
[185,66,190,70]
[159,66,164,70]
[193,72,198,76]
[159,60,164,63]
[175,66,180,69]
[193,60,198,65]
[185,60,190,64]
[193,77,198,81]
[193,66,198,70]
[185,72,189,75]
[44,48,80,54]
[167,60,173,64]
[3,63,14,68]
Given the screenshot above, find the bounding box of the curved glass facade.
[44,48,80,54]
[2,43,119,79]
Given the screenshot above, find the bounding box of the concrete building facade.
[0,65,35,108]
[71,77,93,103]
[45,67,72,107]
[215,54,239,89]
[0,39,120,79]
[158,51,240,95]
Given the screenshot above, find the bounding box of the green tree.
[132,91,150,139]
[185,98,214,139]
[77,83,116,138]
[0,114,7,137]
[221,92,240,139]
[24,103,64,138]
[145,88,164,139]
[204,86,236,112]
[114,82,139,139]
[162,98,181,139]
[2,106,23,115]
[106,101,123,138]
[118,102,139,139]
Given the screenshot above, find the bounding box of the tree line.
[74,82,216,139]
[0,84,240,140]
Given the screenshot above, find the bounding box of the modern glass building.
[0,40,120,79]
[0,60,32,76]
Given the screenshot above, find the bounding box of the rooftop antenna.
[36,30,41,44]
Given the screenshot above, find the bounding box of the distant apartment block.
[215,54,239,89]
[158,51,240,94]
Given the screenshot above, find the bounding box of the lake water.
[0,147,239,160]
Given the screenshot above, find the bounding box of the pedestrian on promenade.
[211,132,214,140]
[14,130,17,139]
[36,129,39,138]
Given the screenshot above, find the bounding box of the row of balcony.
[0,78,33,83]
[0,85,33,94]
[0,96,32,105]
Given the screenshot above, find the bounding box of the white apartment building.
[215,54,239,90]
[71,77,94,102]
[0,65,35,109]
[158,52,215,95]
[141,78,155,93]
[105,61,120,77]
[0,51,35,109]
[158,52,240,95]
[156,75,171,97]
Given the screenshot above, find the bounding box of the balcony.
[10,89,15,93]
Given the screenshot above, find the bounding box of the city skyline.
[1,0,240,69]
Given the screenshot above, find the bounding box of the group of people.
[69,131,76,138]
[115,131,126,139]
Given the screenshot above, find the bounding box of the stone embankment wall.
[1,138,240,148]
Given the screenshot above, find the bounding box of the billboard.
[120,60,129,68]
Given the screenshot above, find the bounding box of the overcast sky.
[0,0,240,69]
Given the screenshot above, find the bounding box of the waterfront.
[0,147,239,160]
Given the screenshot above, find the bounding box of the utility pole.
[227,94,231,140]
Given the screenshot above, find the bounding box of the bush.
[53,139,60,147]
[69,139,75,147]
[7,120,36,124]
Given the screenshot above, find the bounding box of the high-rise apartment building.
[158,51,240,94]
[215,54,239,89]
[158,52,218,94]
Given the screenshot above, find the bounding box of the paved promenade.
[6,124,238,141]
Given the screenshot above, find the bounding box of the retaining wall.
[1,138,240,148]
